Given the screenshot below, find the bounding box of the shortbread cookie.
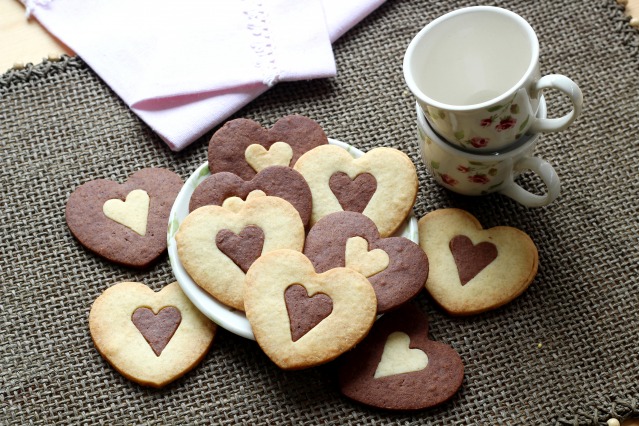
[244,249,377,370]
[294,145,418,237]
[176,191,305,311]
[189,166,312,228]
[208,115,328,180]
[339,303,464,410]
[89,281,216,388]
[418,208,538,315]
[304,211,428,313]
[66,168,183,268]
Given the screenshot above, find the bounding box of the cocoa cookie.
[339,303,464,410]
[89,281,216,388]
[66,168,183,268]
[294,145,418,237]
[304,211,428,313]
[418,208,538,315]
[244,249,377,370]
[189,166,312,228]
[175,191,305,311]
[208,115,328,180]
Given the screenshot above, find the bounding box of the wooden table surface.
[1,0,638,424]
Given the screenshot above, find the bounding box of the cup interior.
[405,7,537,108]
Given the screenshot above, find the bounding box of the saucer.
[167,138,419,340]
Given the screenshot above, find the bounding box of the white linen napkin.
[28,0,385,151]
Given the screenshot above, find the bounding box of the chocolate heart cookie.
[304,211,428,313]
[66,168,183,268]
[208,115,328,180]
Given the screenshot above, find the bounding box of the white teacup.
[404,6,583,152]
[417,100,560,207]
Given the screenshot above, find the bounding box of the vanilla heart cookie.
[176,191,305,310]
[418,208,538,315]
[244,249,377,370]
[304,212,428,313]
[338,303,464,410]
[89,281,216,388]
[189,166,313,228]
[294,145,418,237]
[66,168,183,268]
[208,115,328,180]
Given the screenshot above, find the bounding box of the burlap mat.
[2,1,638,424]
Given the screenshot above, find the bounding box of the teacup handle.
[529,74,583,133]
[498,157,560,207]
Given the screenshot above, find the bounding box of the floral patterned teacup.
[404,6,582,152]
[416,103,560,207]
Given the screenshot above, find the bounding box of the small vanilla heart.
[221,190,266,213]
[374,331,429,378]
[245,142,293,172]
[345,236,389,277]
[103,189,150,236]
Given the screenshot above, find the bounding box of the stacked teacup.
[403,6,582,207]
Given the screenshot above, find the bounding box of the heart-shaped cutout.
[216,225,265,273]
[188,166,312,228]
[245,141,294,172]
[284,284,333,342]
[208,115,328,180]
[339,303,464,410]
[419,208,538,315]
[66,168,183,268]
[450,235,498,285]
[329,172,377,213]
[244,249,377,370]
[294,145,418,237]
[374,331,429,378]
[304,211,428,313]
[176,194,305,311]
[103,189,150,236]
[344,236,389,278]
[89,282,216,388]
[131,306,182,356]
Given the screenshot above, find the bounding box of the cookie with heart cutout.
[293,145,418,237]
[176,191,305,311]
[338,303,464,410]
[207,115,328,180]
[66,168,183,268]
[244,249,377,370]
[189,166,313,229]
[303,211,428,313]
[89,281,216,388]
[418,208,538,316]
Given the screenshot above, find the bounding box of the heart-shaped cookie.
[66,168,183,268]
[338,303,464,410]
[176,192,305,310]
[89,281,216,388]
[244,249,377,370]
[418,208,538,315]
[189,166,312,228]
[294,145,418,237]
[208,115,328,180]
[304,212,428,313]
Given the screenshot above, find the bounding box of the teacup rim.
[403,5,540,112]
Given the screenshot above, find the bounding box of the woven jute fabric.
[2,1,638,424]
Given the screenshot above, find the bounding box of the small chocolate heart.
[189,166,312,228]
[285,284,333,342]
[131,306,182,356]
[216,226,265,273]
[339,303,464,410]
[449,235,498,285]
[329,172,377,213]
[208,115,328,180]
[304,212,428,313]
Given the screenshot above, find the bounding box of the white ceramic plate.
[167,139,419,340]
